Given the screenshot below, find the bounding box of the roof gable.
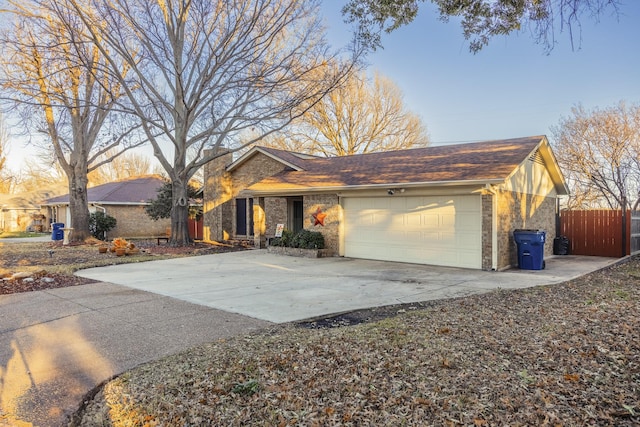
[44,175,166,205]
[227,146,319,172]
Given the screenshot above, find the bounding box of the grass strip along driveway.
[71,258,639,426]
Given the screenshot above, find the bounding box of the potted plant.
[125,242,139,255]
[112,237,129,256]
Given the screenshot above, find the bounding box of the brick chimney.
[203,148,233,242]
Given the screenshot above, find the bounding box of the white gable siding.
[501,154,558,198]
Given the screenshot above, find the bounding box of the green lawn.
[0,231,49,238]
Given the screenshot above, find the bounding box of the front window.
[235,198,254,236]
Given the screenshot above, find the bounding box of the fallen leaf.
[563,373,580,382]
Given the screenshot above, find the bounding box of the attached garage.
[207,135,569,270]
[343,195,482,269]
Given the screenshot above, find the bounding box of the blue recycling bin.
[51,222,64,241]
[514,229,546,270]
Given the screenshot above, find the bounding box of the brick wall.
[103,205,170,239]
[303,194,340,255]
[264,197,287,236]
[481,194,493,270]
[203,150,288,241]
[495,190,557,269]
[203,151,233,241]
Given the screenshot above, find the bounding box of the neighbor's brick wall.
[104,205,170,239]
[495,190,556,269]
[204,150,288,241]
[481,194,493,270]
[303,193,340,256]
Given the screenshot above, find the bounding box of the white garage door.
[343,195,482,269]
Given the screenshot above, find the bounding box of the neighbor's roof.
[43,175,166,205]
[246,136,568,194]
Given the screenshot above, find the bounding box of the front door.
[290,199,303,233]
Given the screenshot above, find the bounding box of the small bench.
[156,228,171,245]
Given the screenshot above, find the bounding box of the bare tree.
[88,149,160,186]
[0,114,14,193]
[265,69,429,156]
[63,0,358,245]
[0,1,144,241]
[13,159,67,194]
[552,102,640,210]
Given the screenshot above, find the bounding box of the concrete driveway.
[76,250,619,323]
[1,247,618,426]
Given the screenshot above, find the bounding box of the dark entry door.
[236,198,254,237]
[292,200,303,233]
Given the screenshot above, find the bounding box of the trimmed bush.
[89,211,117,240]
[271,229,324,249]
[270,229,294,247]
[292,229,325,249]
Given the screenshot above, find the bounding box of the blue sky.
[320,1,640,145]
[5,2,639,172]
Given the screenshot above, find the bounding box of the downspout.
[555,198,561,237]
[485,184,498,271]
[338,194,345,257]
[93,204,106,214]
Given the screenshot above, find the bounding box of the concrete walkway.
[0,249,618,426]
[0,283,269,427]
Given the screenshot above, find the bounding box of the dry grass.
[0,240,246,294]
[72,258,640,426]
[0,240,247,276]
[0,241,159,277]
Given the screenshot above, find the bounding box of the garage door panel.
[456,233,481,247]
[344,196,482,269]
[456,212,480,229]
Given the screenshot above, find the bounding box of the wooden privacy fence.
[188,217,203,240]
[559,210,640,257]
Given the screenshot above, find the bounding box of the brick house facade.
[203,137,567,270]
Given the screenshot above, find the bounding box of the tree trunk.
[68,170,90,242]
[170,180,192,245]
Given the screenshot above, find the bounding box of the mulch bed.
[0,272,97,295]
[0,239,248,295]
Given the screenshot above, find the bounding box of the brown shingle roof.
[248,136,546,192]
[228,146,320,172]
[43,175,166,205]
[257,147,320,169]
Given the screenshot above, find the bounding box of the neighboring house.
[204,136,568,271]
[41,175,171,239]
[0,195,45,232]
